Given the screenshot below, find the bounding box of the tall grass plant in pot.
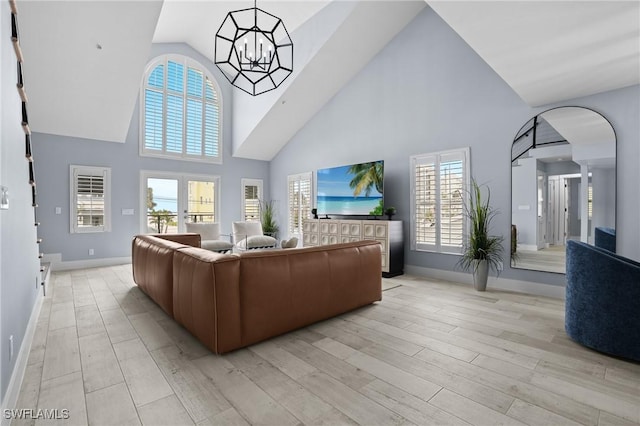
[260,200,279,239]
[457,180,504,291]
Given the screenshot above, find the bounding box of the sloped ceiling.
[19,1,163,143]
[232,1,427,161]
[428,1,640,107]
[153,1,331,56]
[16,1,640,158]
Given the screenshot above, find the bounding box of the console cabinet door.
[340,220,362,242]
[303,219,319,246]
[363,222,389,271]
[320,220,339,245]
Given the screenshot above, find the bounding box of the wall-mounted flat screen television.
[316,160,384,216]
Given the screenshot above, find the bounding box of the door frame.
[139,170,221,233]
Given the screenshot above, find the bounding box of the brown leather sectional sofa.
[131,233,382,354]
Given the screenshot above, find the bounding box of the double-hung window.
[287,172,312,236]
[410,148,470,253]
[70,165,111,233]
[141,55,222,163]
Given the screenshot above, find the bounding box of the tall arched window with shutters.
[140,55,222,163]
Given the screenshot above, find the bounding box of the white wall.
[0,1,42,401]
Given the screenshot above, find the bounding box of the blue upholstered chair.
[594,227,616,253]
[565,240,640,361]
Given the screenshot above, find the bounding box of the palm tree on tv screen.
[348,162,383,197]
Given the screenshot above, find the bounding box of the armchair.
[232,221,277,250]
[594,227,616,253]
[565,240,640,361]
[184,222,233,253]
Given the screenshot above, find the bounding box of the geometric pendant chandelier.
[214,0,293,96]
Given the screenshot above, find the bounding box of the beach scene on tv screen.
[317,161,384,215]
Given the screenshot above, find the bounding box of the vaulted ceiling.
[18,1,640,159]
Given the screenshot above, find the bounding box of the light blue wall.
[550,87,639,260]
[232,1,357,154]
[270,6,640,286]
[32,43,270,262]
[511,158,537,247]
[1,1,42,400]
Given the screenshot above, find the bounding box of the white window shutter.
[71,166,111,233]
[288,172,312,236]
[411,148,469,254]
[141,56,222,163]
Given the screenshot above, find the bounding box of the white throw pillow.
[281,237,298,249]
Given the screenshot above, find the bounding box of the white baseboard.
[404,265,565,300]
[0,291,43,426]
[517,244,538,252]
[42,253,131,272]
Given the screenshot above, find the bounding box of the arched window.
[141,55,222,163]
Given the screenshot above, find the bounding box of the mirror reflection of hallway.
[511,107,616,274]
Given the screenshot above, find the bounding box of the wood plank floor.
[12,265,640,426]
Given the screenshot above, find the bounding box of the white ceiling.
[233,1,426,160]
[17,1,640,158]
[19,1,163,143]
[542,107,615,148]
[542,107,616,167]
[428,1,640,107]
[153,1,331,58]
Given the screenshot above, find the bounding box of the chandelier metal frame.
[214,0,293,96]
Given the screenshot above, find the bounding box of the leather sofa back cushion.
[237,242,382,346]
[172,247,243,353]
[132,235,192,316]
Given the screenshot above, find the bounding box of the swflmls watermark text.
[3,409,70,420]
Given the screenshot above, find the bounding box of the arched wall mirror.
[511,107,616,274]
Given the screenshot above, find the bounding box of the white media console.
[302,219,404,277]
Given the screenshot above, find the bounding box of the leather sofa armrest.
[172,247,242,354]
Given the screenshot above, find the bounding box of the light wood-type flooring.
[12,265,640,425]
[512,245,566,274]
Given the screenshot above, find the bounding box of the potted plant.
[457,180,504,291]
[384,206,396,220]
[260,200,279,239]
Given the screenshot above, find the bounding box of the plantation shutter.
[72,166,110,233]
[413,155,437,250]
[144,64,164,151]
[439,151,465,250]
[412,149,468,253]
[243,184,261,222]
[142,56,221,162]
[204,79,220,158]
[288,173,312,235]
